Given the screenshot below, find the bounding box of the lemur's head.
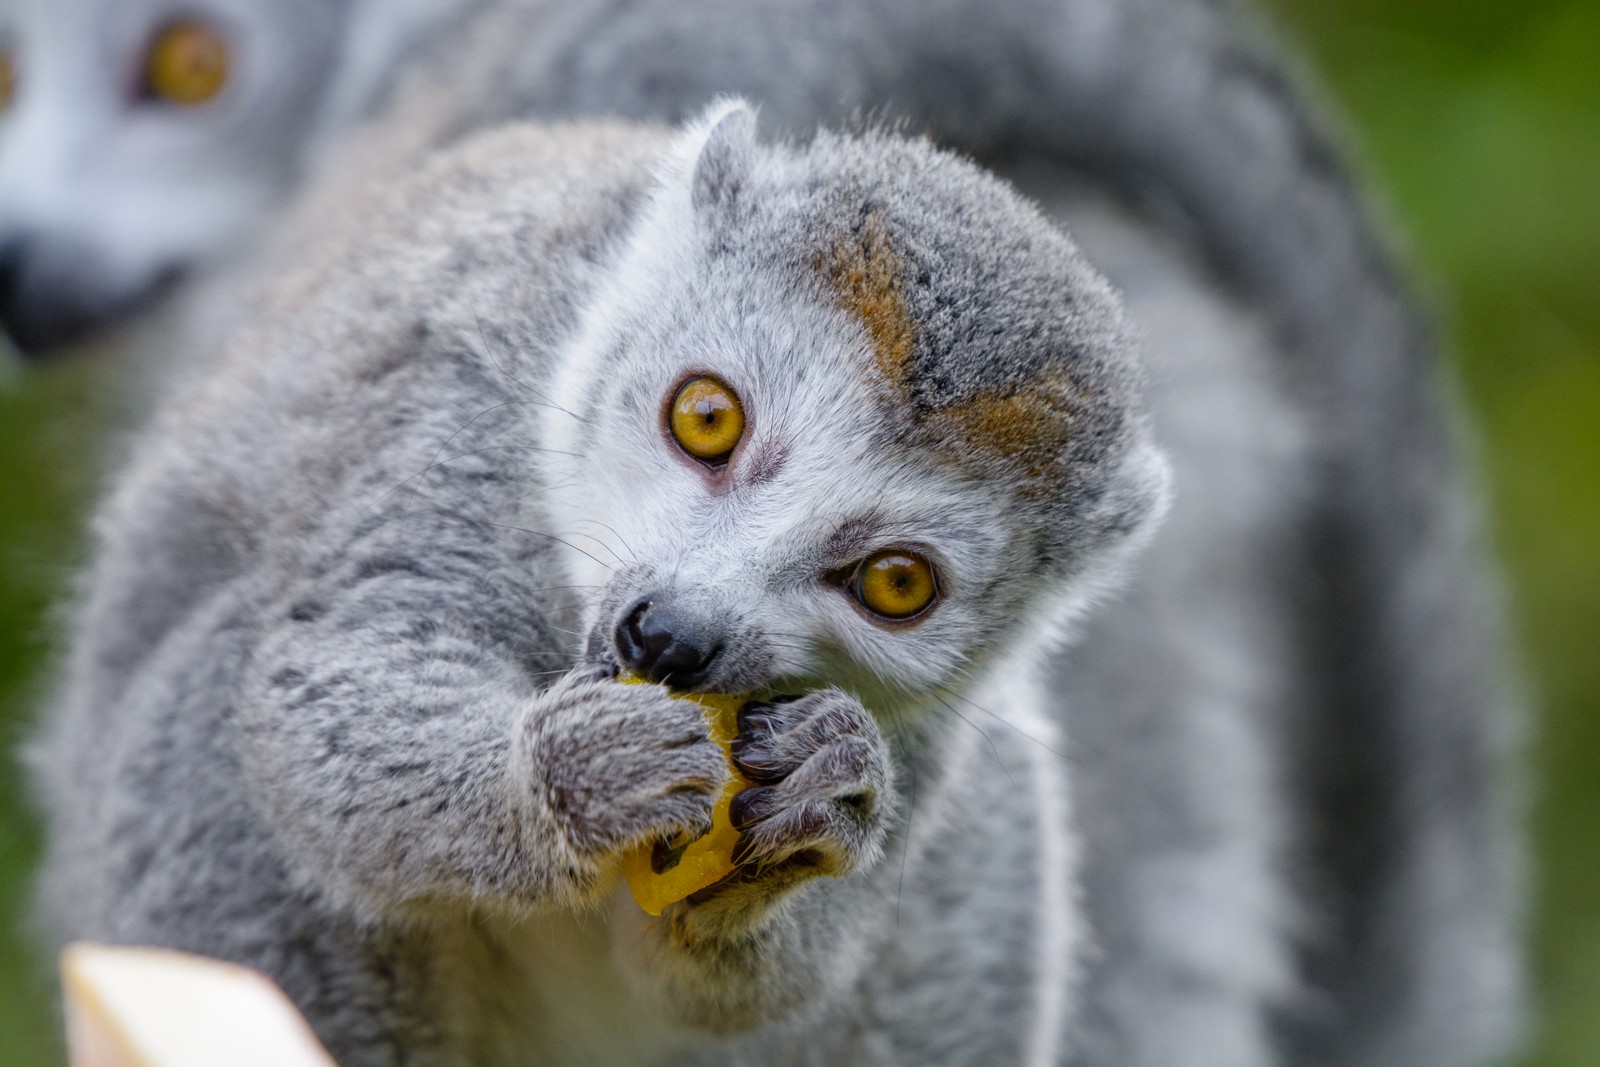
[545,101,1169,712]
[0,0,441,357]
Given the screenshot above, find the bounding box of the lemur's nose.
[0,235,27,354]
[0,231,108,357]
[614,597,720,688]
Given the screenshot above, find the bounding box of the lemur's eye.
[0,49,15,112]
[851,551,938,621]
[142,21,230,107]
[669,375,745,465]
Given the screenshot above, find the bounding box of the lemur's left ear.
[683,98,758,214]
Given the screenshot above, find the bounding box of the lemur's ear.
[686,99,757,214]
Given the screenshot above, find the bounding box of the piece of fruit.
[61,943,337,1067]
[617,677,751,915]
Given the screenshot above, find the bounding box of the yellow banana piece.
[617,676,751,915]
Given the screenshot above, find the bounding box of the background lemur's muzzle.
[0,230,181,358]
[0,233,83,356]
[614,596,722,689]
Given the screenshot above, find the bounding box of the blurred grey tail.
[982,0,1527,1061]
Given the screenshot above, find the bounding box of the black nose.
[614,598,719,688]
[0,233,182,359]
[0,234,89,357]
[0,236,27,354]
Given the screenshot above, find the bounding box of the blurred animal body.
[21,1,1522,1065]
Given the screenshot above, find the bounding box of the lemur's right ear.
[683,99,758,214]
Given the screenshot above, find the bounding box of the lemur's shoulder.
[280,119,671,313]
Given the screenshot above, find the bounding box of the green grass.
[0,1,1595,1062]
[0,356,111,1067]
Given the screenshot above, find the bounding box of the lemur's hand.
[525,665,727,863]
[723,689,893,883]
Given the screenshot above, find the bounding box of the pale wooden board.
[61,943,337,1067]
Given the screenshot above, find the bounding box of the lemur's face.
[542,105,1169,709]
[548,268,1023,707]
[0,0,347,355]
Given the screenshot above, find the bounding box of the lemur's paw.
[527,665,727,859]
[721,689,893,881]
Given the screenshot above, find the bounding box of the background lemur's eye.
[0,49,15,112]
[851,551,938,620]
[142,21,230,107]
[669,375,745,464]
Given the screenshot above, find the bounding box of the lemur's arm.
[221,397,731,920]
[240,631,719,919]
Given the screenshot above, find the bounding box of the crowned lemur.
[25,2,1524,1066]
[36,100,1168,1064]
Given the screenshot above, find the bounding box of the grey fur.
[18,0,1524,1063]
[34,108,1168,1064]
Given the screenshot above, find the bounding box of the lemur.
[34,101,1171,1065]
[15,1,1524,1064]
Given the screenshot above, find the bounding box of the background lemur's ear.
[685,99,758,214]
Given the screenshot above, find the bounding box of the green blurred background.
[0,0,1596,1062]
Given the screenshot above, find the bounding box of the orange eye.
[143,21,229,107]
[0,49,15,112]
[852,550,938,621]
[669,375,745,464]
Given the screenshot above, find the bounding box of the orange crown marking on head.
[817,212,1080,487]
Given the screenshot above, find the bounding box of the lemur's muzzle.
[0,230,184,358]
[613,594,723,689]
